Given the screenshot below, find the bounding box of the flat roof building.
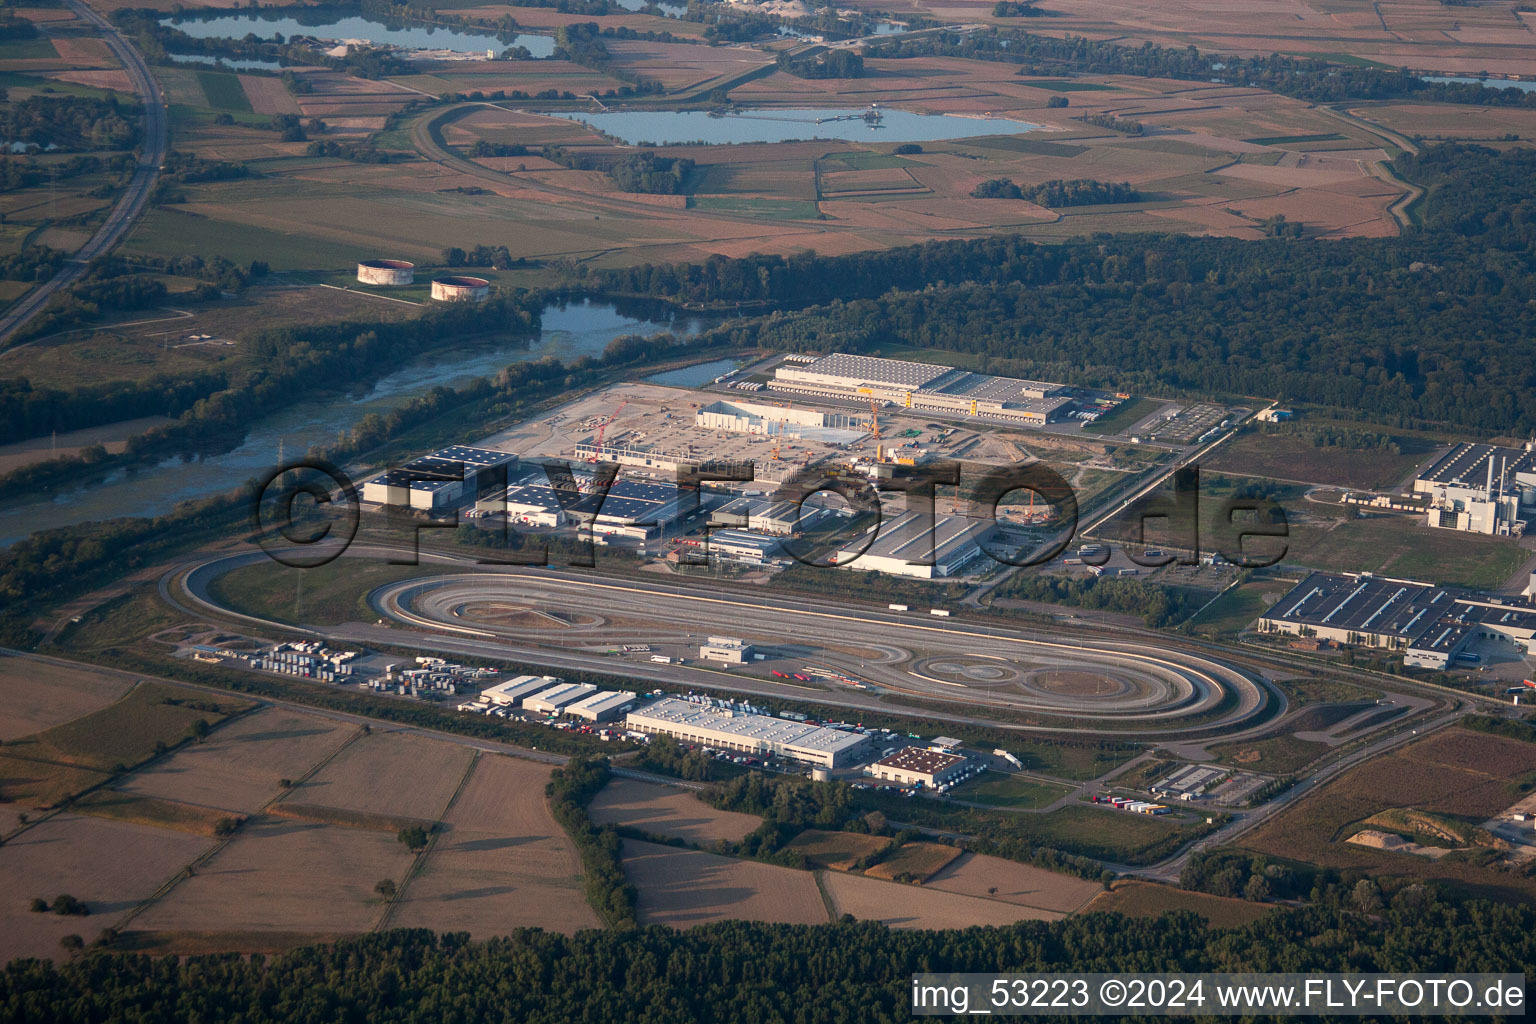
[481,675,560,706]
[700,636,755,664]
[708,528,783,565]
[1257,571,1536,669]
[363,446,518,510]
[1413,441,1536,536]
[769,353,1071,426]
[867,747,968,788]
[565,690,637,722]
[834,511,993,579]
[523,682,599,714]
[478,476,693,539]
[625,697,871,768]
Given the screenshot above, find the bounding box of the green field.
[5,682,252,774]
[950,771,1073,809]
[1186,582,1272,639]
[687,197,820,220]
[0,37,61,60]
[1084,396,1164,435]
[1207,733,1331,774]
[194,70,254,113]
[961,136,1089,158]
[124,207,378,270]
[820,151,918,170]
[206,559,444,627]
[1019,79,1118,92]
[1242,133,1347,146]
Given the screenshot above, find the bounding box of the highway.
[0,0,167,346]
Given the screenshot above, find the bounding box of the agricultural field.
[821,871,1064,929]
[131,815,419,938]
[862,841,962,883]
[588,777,762,844]
[924,853,1103,914]
[5,285,421,391]
[1239,727,1536,901]
[0,813,213,964]
[783,828,893,871]
[1352,103,1536,143]
[1185,581,1280,640]
[389,753,599,936]
[278,729,475,825]
[113,707,357,815]
[1082,881,1275,928]
[0,655,132,741]
[1282,511,1527,590]
[3,681,252,777]
[621,839,830,928]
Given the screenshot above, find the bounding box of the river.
[0,300,705,546]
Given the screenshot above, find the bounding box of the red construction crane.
[590,398,628,461]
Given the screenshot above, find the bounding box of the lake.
[1420,75,1536,94]
[0,300,705,546]
[166,53,286,72]
[165,8,555,58]
[544,107,1042,145]
[645,357,743,387]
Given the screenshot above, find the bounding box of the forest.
[866,27,1536,108]
[1,896,1530,1022]
[0,95,140,152]
[596,144,1536,435]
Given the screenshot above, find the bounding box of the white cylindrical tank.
[810,767,831,782]
[431,275,491,302]
[357,259,415,286]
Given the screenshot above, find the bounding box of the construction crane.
[868,399,882,462]
[589,398,628,462]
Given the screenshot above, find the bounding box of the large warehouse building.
[833,511,994,579]
[625,698,871,768]
[362,446,519,509]
[1413,441,1536,536]
[695,399,868,443]
[477,476,693,539]
[770,352,1072,426]
[1256,571,1536,669]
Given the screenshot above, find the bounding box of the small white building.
[700,636,755,664]
[867,747,967,788]
[523,682,599,714]
[481,675,560,706]
[564,690,637,722]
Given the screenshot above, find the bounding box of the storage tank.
[810,767,831,782]
[356,259,415,286]
[431,275,490,302]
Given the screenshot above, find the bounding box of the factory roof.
[525,682,598,708]
[490,477,688,523]
[710,529,781,551]
[566,689,637,715]
[794,352,952,390]
[838,511,992,567]
[481,675,559,701]
[928,370,1066,402]
[425,445,519,468]
[628,698,868,755]
[1264,571,1536,643]
[872,747,966,775]
[1264,572,1458,640]
[1416,442,1536,486]
[365,469,463,492]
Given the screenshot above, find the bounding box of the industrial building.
[699,636,755,663]
[866,747,968,788]
[709,495,843,537]
[361,445,519,509]
[770,352,1072,426]
[706,529,784,565]
[695,399,868,443]
[1256,571,1536,669]
[431,275,490,302]
[477,476,693,539]
[1413,442,1536,536]
[625,698,872,768]
[524,682,599,714]
[570,440,689,474]
[834,511,994,579]
[565,690,637,722]
[356,259,414,286]
[480,674,561,706]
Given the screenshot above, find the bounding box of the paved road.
[0,0,167,346]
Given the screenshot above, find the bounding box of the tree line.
[6,895,1530,1021]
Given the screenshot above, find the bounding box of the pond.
[165,53,287,72]
[609,0,688,16]
[0,300,706,546]
[544,107,1042,145]
[644,357,744,387]
[165,8,555,58]
[1420,75,1536,94]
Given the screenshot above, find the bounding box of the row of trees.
[546,758,636,927]
[993,573,1201,628]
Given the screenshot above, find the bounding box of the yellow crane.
[868,399,882,462]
